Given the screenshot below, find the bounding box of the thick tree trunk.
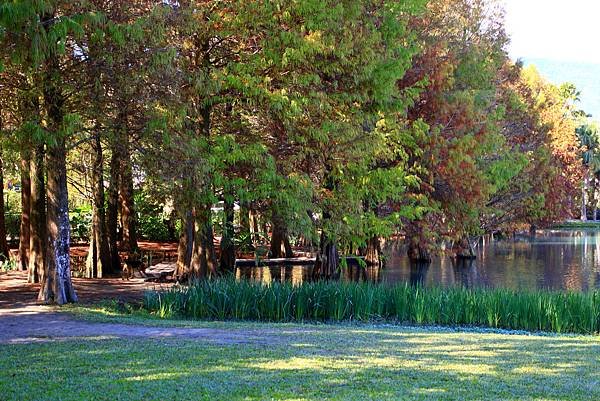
[19,155,31,270]
[190,220,207,280]
[38,51,77,304]
[107,140,121,270]
[198,102,217,275]
[453,237,477,260]
[119,140,138,252]
[364,236,382,267]
[313,171,339,280]
[219,197,235,272]
[0,150,10,261]
[28,144,46,283]
[85,133,111,278]
[269,214,293,258]
[39,136,77,304]
[175,209,194,279]
[407,236,431,263]
[313,231,339,280]
[190,204,217,279]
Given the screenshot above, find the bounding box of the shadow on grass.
[1,324,600,400]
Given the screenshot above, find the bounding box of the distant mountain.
[522,58,600,121]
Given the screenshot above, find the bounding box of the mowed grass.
[2,321,600,401]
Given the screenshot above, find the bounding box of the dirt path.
[0,271,287,346]
[0,305,283,345]
[0,270,172,308]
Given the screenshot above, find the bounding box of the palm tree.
[576,123,600,221]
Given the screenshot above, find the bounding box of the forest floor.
[2,272,600,400]
[0,270,173,308]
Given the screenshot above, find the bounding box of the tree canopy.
[0,0,589,303]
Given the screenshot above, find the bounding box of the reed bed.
[143,279,600,334]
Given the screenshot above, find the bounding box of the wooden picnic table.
[145,262,176,282]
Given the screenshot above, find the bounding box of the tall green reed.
[143,278,600,334]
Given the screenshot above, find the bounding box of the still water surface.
[236,230,600,292]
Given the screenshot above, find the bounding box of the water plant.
[144,279,600,335]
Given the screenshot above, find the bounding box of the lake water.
[235,230,600,292]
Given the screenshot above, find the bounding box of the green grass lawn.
[2,317,600,400]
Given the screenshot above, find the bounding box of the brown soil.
[0,270,172,308]
[0,270,291,346]
[8,241,179,257]
[0,306,283,345]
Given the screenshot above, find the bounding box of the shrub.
[4,212,20,240]
[135,191,174,241]
[138,214,172,242]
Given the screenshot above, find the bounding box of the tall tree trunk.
[175,209,194,279]
[19,154,31,270]
[190,231,207,280]
[582,171,589,221]
[364,236,382,267]
[219,197,235,272]
[407,236,431,263]
[592,174,598,221]
[203,205,218,276]
[593,174,600,221]
[85,132,111,277]
[39,136,77,304]
[453,236,477,260]
[119,139,138,252]
[191,211,207,280]
[313,170,338,279]
[198,101,216,275]
[0,148,10,261]
[191,204,217,278]
[313,230,339,280]
[269,216,293,258]
[28,144,45,283]
[250,210,260,245]
[18,89,38,272]
[107,138,121,269]
[38,51,77,304]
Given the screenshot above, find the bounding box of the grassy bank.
[2,322,600,401]
[144,279,600,334]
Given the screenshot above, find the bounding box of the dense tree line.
[0,0,587,304]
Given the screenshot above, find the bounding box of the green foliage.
[138,215,172,242]
[145,279,600,334]
[2,190,21,240]
[0,257,17,271]
[577,123,600,167]
[69,205,92,241]
[3,212,20,241]
[0,0,589,275]
[134,191,173,241]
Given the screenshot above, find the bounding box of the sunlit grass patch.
[1,324,599,401]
